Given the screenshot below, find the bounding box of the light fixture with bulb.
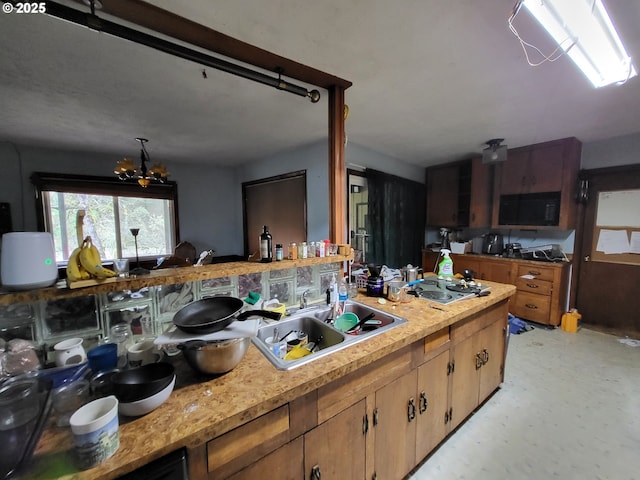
[114,138,169,187]
[482,138,508,164]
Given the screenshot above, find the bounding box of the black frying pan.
[172,296,282,334]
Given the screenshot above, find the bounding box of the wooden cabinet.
[450,303,507,428]
[424,252,571,326]
[374,370,419,479]
[304,400,367,480]
[415,350,451,458]
[511,262,570,326]
[492,137,582,229]
[426,158,492,228]
[227,438,303,480]
[204,405,291,479]
[190,302,510,480]
[426,164,460,227]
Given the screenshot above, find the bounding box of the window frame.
[31,172,180,263]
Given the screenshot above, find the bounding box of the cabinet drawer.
[512,291,551,324]
[515,277,552,296]
[516,264,555,282]
[207,405,290,478]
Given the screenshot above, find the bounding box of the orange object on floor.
[561,309,582,333]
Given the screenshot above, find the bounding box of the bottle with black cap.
[260,225,273,263]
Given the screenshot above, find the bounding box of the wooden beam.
[328,86,346,244]
[80,0,352,90]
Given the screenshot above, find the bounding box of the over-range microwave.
[498,192,561,226]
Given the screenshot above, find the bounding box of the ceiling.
[1,0,640,168]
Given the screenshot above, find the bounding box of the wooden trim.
[328,86,346,244]
[83,0,352,90]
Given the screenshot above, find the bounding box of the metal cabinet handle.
[525,303,538,309]
[528,270,541,276]
[363,413,369,435]
[526,283,538,288]
[475,353,483,370]
[311,465,321,480]
[419,391,428,414]
[373,407,379,426]
[408,398,416,422]
[482,348,489,364]
[444,410,449,424]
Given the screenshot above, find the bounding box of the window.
[32,173,179,263]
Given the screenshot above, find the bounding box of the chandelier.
[114,138,169,187]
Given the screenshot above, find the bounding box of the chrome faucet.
[300,289,310,309]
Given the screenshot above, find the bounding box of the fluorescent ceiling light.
[522,0,637,87]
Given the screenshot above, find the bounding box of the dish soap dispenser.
[438,249,454,279]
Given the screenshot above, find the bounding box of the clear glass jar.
[110,323,133,368]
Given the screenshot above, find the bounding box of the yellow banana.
[66,246,90,282]
[79,236,116,279]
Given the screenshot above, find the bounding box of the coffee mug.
[54,338,87,367]
[69,395,119,470]
[127,339,158,367]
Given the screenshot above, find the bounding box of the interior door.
[575,165,640,336]
[243,172,307,258]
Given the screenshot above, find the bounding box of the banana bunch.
[67,236,116,282]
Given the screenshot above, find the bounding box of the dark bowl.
[111,362,175,403]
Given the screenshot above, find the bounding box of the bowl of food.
[111,362,175,403]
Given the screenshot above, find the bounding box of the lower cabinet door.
[449,334,480,430]
[416,350,450,460]
[374,370,418,480]
[478,317,506,401]
[304,399,367,480]
[227,438,304,480]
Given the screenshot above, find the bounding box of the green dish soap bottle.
[438,249,454,279]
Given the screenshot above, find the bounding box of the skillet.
[172,296,282,334]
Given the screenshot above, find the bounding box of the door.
[374,370,417,480]
[243,171,307,258]
[415,350,450,460]
[304,399,367,480]
[575,165,640,336]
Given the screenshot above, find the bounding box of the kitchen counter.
[22,279,516,479]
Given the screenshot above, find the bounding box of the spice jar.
[289,242,298,260]
[275,244,283,261]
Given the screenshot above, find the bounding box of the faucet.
[300,289,310,309]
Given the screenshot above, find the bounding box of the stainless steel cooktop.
[412,278,490,305]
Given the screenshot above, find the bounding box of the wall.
[0,142,240,256]
[581,132,640,170]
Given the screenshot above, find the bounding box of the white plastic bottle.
[338,276,348,314]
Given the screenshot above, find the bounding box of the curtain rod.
[40,0,321,102]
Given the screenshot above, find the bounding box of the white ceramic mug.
[54,338,87,367]
[127,339,158,367]
[69,395,119,470]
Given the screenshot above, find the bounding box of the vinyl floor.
[408,325,640,480]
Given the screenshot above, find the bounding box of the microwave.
[498,192,561,226]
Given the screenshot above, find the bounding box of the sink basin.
[252,300,407,370]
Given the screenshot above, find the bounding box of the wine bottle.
[260,225,273,263]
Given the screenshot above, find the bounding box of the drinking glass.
[113,258,129,277]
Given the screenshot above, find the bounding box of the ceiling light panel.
[523,0,637,87]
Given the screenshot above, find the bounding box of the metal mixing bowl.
[178,337,250,375]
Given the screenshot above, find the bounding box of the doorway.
[348,170,368,265]
[574,164,640,337]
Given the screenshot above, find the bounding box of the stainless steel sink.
[252,300,407,370]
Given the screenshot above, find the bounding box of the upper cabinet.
[426,157,492,228]
[492,137,582,229]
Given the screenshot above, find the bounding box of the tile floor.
[408,326,640,480]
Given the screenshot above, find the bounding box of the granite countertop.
[23,279,516,480]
